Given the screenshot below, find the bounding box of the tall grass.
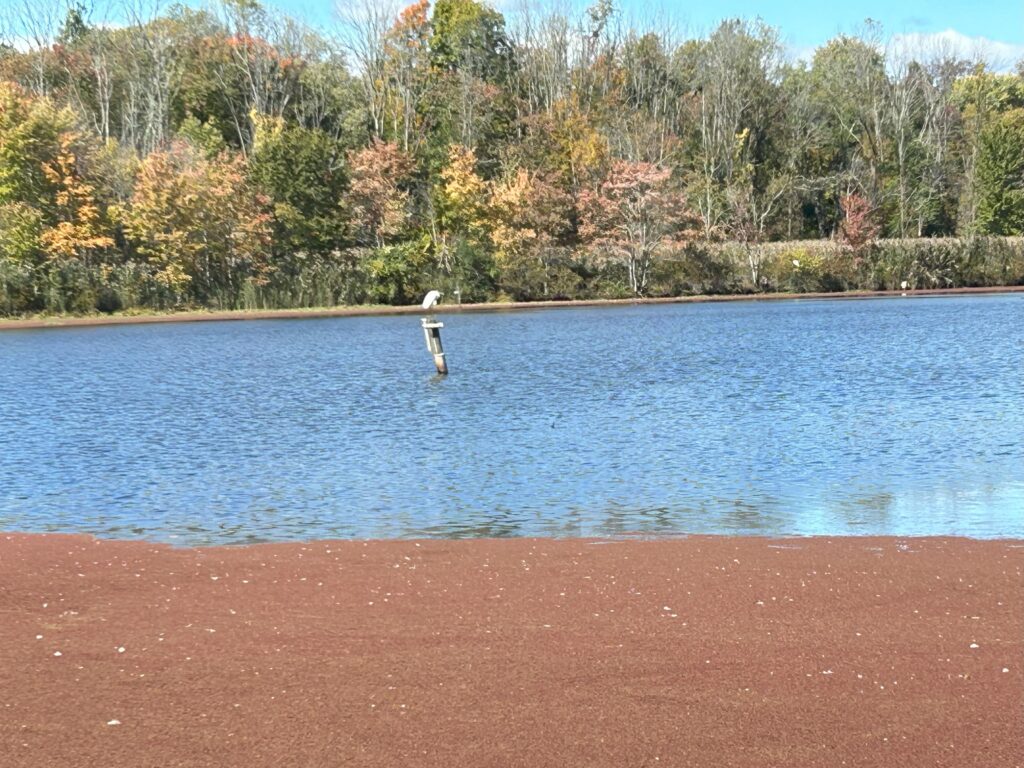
[2,238,1022,316]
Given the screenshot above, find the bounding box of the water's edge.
[3,284,1023,332]
[4,530,1024,551]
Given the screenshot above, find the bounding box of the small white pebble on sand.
[35,635,42,640]
[117,647,125,653]
[53,651,62,657]
[663,606,671,611]
[970,643,979,649]
[107,720,120,726]
[1003,668,1010,673]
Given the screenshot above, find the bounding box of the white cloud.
[788,29,1024,72]
[787,43,818,64]
[888,29,1024,71]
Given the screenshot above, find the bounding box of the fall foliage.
[1,1,1023,315]
[579,161,696,295]
[39,133,115,263]
[839,193,880,251]
[116,142,272,298]
[348,139,414,247]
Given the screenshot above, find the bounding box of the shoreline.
[2,532,1020,767]
[1,283,1022,331]
[4,529,1023,550]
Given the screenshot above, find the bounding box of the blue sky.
[646,0,1024,48]
[275,0,1024,56]
[255,0,1024,69]
[11,0,1014,66]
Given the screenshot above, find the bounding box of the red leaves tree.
[578,160,695,296]
[839,192,879,250]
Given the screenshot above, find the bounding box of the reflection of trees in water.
[596,504,680,537]
[446,522,524,538]
[593,497,784,536]
[712,497,781,533]
[410,507,529,539]
[539,507,586,538]
[832,492,895,529]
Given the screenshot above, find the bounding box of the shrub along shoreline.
[2,236,1023,321]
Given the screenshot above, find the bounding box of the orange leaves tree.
[347,138,415,248]
[39,133,115,266]
[115,141,272,305]
[383,0,432,153]
[347,138,426,303]
[578,160,695,296]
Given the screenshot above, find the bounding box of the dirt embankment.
[1,284,1022,331]
[0,533,1021,767]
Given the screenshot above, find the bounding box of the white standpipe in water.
[420,291,448,375]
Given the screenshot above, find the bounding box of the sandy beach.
[0,534,1020,767]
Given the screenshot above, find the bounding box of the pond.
[1,295,1022,544]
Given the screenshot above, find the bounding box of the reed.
[2,237,1022,317]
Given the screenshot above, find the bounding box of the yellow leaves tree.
[556,103,609,189]
[489,168,535,262]
[438,143,488,241]
[429,143,498,297]
[0,83,74,208]
[489,167,573,298]
[115,142,272,301]
[38,133,114,264]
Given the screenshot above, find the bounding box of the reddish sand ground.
[0,534,1020,767]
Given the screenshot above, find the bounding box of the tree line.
[1,0,1023,315]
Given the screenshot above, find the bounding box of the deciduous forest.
[1,0,1023,315]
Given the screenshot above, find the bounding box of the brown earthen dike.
[1,533,1021,767]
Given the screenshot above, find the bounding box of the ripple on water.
[1,295,1022,544]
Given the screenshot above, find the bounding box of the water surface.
[1,295,1022,543]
